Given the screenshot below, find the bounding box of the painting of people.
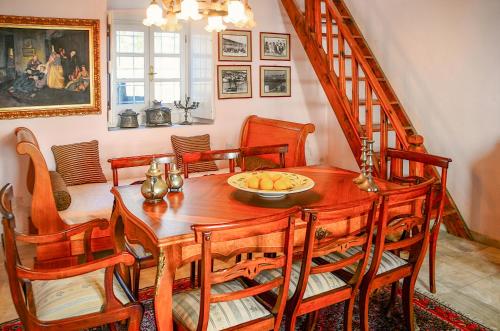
[260,32,290,61]
[0,15,100,119]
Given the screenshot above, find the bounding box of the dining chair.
[0,183,143,330]
[385,148,451,293]
[239,143,288,171]
[322,178,435,330]
[108,153,176,298]
[181,148,241,178]
[172,207,298,331]
[253,197,379,331]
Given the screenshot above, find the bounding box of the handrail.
[320,0,410,150]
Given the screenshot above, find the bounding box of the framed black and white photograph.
[260,66,291,97]
[260,32,290,61]
[218,65,252,99]
[218,30,252,61]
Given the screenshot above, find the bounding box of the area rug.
[0,278,492,331]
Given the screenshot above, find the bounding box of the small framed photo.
[218,30,252,61]
[260,66,291,97]
[260,32,290,61]
[218,65,252,99]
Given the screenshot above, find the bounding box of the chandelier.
[143,0,256,32]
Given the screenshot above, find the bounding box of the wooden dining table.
[110,165,401,331]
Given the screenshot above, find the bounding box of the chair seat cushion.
[254,261,347,300]
[322,246,408,275]
[173,279,271,331]
[32,269,130,321]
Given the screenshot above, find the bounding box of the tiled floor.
[0,231,499,329]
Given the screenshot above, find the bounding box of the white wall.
[0,0,355,232]
[344,0,500,241]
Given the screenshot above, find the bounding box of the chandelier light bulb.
[178,0,202,21]
[205,15,227,32]
[226,0,246,23]
[146,0,163,25]
[162,11,182,31]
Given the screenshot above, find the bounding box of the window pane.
[117,56,144,79]
[154,32,180,54]
[154,57,180,79]
[117,82,145,104]
[154,82,180,103]
[117,31,144,53]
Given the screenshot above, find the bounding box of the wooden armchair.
[172,207,298,331]
[108,154,176,298]
[1,184,143,330]
[240,115,315,167]
[180,148,240,178]
[239,143,288,171]
[385,148,452,294]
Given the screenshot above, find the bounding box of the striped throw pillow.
[51,140,107,186]
[171,134,218,174]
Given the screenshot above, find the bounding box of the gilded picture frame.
[0,15,101,119]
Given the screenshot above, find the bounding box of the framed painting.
[260,66,291,97]
[217,65,252,99]
[260,32,290,61]
[0,15,100,119]
[218,30,252,61]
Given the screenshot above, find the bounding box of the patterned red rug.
[0,278,491,331]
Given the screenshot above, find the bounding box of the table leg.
[155,245,181,331]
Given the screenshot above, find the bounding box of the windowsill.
[108,117,215,131]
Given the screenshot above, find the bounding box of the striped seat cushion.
[51,140,107,186]
[173,280,271,331]
[254,261,347,300]
[322,246,407,275]
[171,134,218,174]
[32,269,129,321]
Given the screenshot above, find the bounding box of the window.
[108,13,213,128]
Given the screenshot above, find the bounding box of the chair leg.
[128,309,143,331]
[385,281,399,317]
[359,284,371,331]
[190,261,196,288]
[343,297,355,331]
[132,262,140,300]
[402,277,416,331]
[305,310,319,331]
[429,233,438,293]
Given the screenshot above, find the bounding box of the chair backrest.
[386,148,451,230]
[192,207,298,331]
[240,115,315,167]
[181,148,240,178]
[14,127,66,234]
[239,143,288,171]
[108,153,176,186]
[297,197,379,302]
[367,178,435,279]
[1,184,30,323]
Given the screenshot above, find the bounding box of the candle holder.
[353,137,368,184]
[357,140,379,192]
[174,96,199,125]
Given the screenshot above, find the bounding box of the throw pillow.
[51,140,107,186]
[238,156,280,171]
[171,134,218,174]
[49,171,71,211]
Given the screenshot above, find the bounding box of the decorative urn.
[118,109,139,128]
[167,163,184,192]
[145,100,172,127]
[141,159,168,203]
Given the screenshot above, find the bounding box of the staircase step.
[322,33,362,39]
[358,99,399,106]
[334,54,374,60]
[345,76,385,82]
[360,123,413,133]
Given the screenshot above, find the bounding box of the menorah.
[174,96,199,125]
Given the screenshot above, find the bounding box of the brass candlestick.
[357,140,379,192]
[353,137,368,184]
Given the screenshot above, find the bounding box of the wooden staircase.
[281,0,471,239]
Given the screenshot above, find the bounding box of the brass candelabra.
[174,96,199,125]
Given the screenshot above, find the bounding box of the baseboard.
[470,230,500,249]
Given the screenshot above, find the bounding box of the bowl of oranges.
[227,171,315,198]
